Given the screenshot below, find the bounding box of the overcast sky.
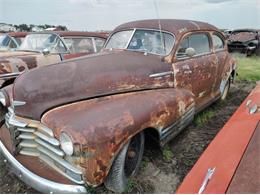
[0,0,259,31]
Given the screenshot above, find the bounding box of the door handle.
[149,71,174,78]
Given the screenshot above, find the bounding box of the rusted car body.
[0,31,107,87]
[0,32,27,51]
[0,19,236,193]
[227,29,260,56]
[176,83,260,194]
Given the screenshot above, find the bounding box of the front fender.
[41,88,194,186]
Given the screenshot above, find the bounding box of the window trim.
[175,31,212,61]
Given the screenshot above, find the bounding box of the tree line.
[11,24,68,32]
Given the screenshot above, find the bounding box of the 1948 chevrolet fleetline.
[0,19,236,193]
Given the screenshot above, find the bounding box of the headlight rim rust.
[60,132,74,156]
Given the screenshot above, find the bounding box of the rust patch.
[20,56,38,69]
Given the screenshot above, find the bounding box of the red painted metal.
[227,123,260,193]
[176,84,260,194]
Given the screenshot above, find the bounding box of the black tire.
[220,78,230,101]
[104,132,145,193]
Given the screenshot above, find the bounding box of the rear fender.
[41,88,194,186]
[220,55,236,95]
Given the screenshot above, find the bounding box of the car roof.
[7,32,28,38]
[113,19,219,38]
[29,31,108,39]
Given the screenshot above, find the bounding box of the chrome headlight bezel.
[60,132,74,156]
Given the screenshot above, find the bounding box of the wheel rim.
[124,134,142,177]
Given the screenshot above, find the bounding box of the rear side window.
[212,34,224,50]
[64,37,94,53]
[177,33,210,58]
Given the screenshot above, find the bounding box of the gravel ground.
[0,81,255,194]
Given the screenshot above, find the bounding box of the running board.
[159,106,195,146]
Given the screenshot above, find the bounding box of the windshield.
[19,33,67,53]
[105,29,175,55]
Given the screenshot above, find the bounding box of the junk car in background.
[0,19,236,193]
[227,29,260,56]
[0,32,27,51]
[0,31,107,87]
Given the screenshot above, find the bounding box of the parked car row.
[0,31,107,87]
[0,19,236,193]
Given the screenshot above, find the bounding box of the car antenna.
[153,0,164,59]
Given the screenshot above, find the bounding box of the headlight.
[60,132,74,156]
[0,91,6,106]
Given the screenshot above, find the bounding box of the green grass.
[235,55,260,82]
[141,157,149,170]
[194,110,215,126]
[124,179,138,193]
[162,145,173,161]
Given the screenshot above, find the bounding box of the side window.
[176,37,189,58]
[177,33,210,58]
[64,38,94,53]
[212,34,224,51]
[94,38,105,52]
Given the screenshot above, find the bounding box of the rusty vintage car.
[0,19,236,193]
[0,32,27,51]
[227,29,260,56]
[0,31,107,87]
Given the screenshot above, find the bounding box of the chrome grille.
[4,108,84,184]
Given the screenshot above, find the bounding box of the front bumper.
[0,140,88,194]
[228,44,256,52]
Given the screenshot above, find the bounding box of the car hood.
[13,50,174,120]
[0,51,40,75]
[229,32,256,43]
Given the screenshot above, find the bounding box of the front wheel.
[104,132,144,193]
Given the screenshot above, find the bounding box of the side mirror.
[185,47,196,57]
[42,48,50,55]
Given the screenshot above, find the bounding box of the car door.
[211,32,229,97]
[173,32,216,110]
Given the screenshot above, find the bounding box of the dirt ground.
[0,81,255,194]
